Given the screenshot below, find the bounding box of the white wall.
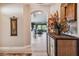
[0,4,31,47]
[49,3,61,18]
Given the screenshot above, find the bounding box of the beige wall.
[23,4,31,46]
[0,3,50,48]
[0,4,31,47]
[0,7,2,46]
[0,4,62,52]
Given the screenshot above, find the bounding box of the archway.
[31,10,48,56]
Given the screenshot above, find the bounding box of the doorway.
[31,10,48,56]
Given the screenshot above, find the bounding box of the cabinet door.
[50,37,55,56]
[57,40,77,56]
[66,3,77,21]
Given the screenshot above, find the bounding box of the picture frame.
[10,16,17,36]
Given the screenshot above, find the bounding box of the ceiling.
[31,10,47,23]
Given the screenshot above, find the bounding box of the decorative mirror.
[10,16,17,36]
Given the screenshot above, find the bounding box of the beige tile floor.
[31,31,47,56]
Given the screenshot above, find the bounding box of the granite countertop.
[48,32,79,40]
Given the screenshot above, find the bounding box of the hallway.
[31,31,47,56]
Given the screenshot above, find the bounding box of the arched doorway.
[31,10,48,56]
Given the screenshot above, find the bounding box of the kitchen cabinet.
[57,39,77,56]
[47,33,79,56]
[60,3,77,22]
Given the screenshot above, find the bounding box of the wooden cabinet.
[60,3,77,22]
[47,33,79,56]
[66,4,77,21]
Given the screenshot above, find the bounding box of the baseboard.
[0,45,32,53]
[0,45,30,49]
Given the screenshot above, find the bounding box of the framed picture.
[10,16,17,36]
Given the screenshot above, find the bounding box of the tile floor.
[31,31,47,56]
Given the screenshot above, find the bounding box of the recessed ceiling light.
[37,11,42,14]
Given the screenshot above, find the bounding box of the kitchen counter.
[47,32,79,56]
[48,32,79,40]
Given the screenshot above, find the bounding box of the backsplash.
[67,21,77,34]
